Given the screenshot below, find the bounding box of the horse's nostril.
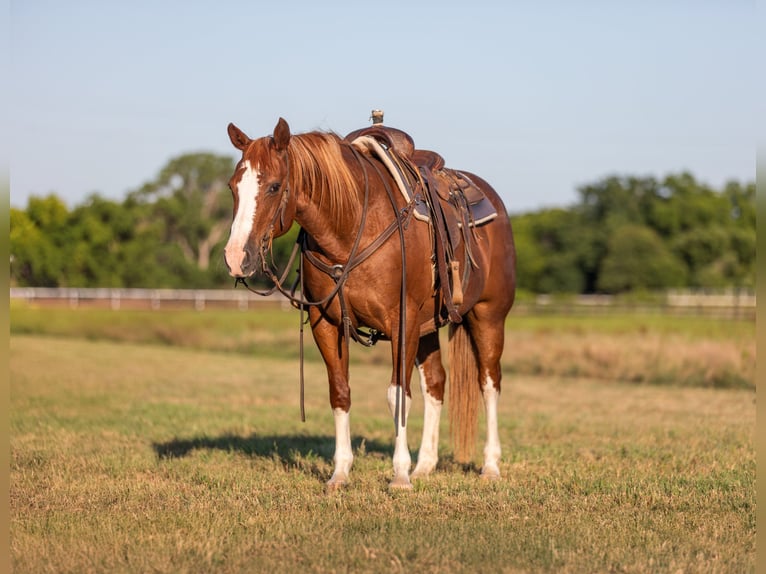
[242,247,253,270]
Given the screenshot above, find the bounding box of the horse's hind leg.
[412,331,446,479]
[466,305,509,480]
[309,307,353,490]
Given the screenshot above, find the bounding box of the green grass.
[11,301,756,342]
[10,331,756,573]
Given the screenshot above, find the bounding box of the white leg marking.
[413,363,442,478]
[387,384,412,489]
[224,160,260,274]
[481,374,501,479]
[327,408,353,489]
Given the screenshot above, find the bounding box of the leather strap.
[420,167,462,323]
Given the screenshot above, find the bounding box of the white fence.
[665,289,756,309]
[528,289,755,319]
[10,287,755,317]
[9,287,292,311]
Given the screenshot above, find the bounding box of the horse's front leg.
[309,307,352,490]
[386,383,412,489]
[386,314,420,490]
[412,331,446,479]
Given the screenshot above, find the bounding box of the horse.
[223,117,516,490]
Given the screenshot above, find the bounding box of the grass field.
[9,306,756,573]
[10,304,756,389]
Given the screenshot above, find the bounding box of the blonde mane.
[286,132,360,220]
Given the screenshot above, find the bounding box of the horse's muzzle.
[224,245,259,278]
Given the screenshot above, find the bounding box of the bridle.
[243,146,294,281]
[233,142,415,430]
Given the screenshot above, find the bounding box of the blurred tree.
[672,226,729,286]
[578,175,651,231]
[26,193,69,230]
[10,195,69,286]
[508,215,546,293]
[573,172,755,293]
[597,224,687,292]
[518,208,600,293]
[66,194,134,286]
[10,207,60,286]
[130,153,234,271]
[10,167,754,293]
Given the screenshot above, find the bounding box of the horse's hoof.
[326,477,348,493]
[410,467,432,480]
[388,476,413,490]
[411,462,436,479]
[480,467,501,481]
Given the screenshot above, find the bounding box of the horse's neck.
[293,149,397,264]
[294,180,363,264]
[295,200,353,261]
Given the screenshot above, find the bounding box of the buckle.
[331,264,344,280]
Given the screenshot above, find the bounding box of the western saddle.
[345,112,498,324]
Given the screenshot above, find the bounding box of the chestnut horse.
[223,118,516,490]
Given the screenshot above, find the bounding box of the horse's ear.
[273,117,291,151]
[228,123,251,151]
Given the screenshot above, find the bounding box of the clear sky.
[9,0,755,214]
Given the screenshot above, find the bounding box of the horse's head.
[223,118,296,278]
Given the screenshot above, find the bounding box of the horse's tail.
[448,321,480,463]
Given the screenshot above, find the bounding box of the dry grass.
[9,305,757,390]
[10,332,755,573]
[503,329,755,388]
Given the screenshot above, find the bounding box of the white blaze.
[224,160,261,274]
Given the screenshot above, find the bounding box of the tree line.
[10,152,755,294]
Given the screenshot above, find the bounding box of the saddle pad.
[351,135,431,222]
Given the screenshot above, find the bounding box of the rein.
[235,144,415,430]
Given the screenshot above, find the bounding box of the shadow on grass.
[152,432,483,481]
[152,432,394,468]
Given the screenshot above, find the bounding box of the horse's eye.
[268,182,281,195]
